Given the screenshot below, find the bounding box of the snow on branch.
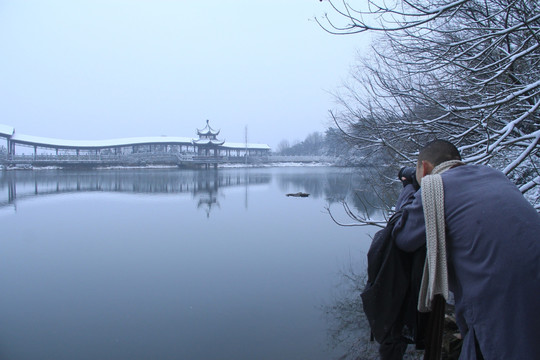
[325,0,540,209]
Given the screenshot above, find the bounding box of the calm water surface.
[0,167,380,360]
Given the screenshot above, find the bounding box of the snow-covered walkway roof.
[10,133,194,149]
[0,124,271,151]
[0,124,14,137]
[222,142,271,150]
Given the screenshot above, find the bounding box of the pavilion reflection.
[0,169,271,217]
[0,167,395,219]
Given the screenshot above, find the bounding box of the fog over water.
[0,167,383,360]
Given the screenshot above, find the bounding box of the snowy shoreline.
[0,162,339,171]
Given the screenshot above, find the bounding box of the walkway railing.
[1,153,336,167]
[1,153,274,167]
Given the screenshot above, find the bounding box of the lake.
[0,166,384,360]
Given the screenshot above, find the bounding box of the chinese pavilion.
[192,120,225,157]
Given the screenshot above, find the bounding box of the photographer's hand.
[398,167,420,191]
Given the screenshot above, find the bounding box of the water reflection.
[0,169,271,217]
[0,167,393,218]
[0,167,386,360]
[324,268,379,359]
[277,167,399,222]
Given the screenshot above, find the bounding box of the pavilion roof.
[192,138,225,146]
[197,120,220,136]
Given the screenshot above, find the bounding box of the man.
[392,140,540,359]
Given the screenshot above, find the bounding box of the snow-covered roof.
[197,120,220,136]
[0,123,271,151]
[222,142,271,150]
[193,139,225,146]
[0,124,14,137]
[10,133,194,149]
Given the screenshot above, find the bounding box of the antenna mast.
[244,126,248,165]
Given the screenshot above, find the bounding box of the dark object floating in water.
[286,192,310,197]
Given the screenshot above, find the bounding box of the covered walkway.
[0,123,271,167]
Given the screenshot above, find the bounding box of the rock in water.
[286,192,310,197]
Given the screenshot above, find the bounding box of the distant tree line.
[275,128,368,165]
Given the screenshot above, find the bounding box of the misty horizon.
[0,1,371,150]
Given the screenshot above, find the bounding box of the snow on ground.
[1,162,337,171]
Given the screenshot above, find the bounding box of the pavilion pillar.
[34,146,37,160]
[76,149,80,157]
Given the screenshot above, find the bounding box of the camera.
[398,167,416,182]
[398,167,419,189]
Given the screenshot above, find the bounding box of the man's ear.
[422,160,434,177]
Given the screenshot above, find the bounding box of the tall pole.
[245,125,248,165]
[244,125,248,206]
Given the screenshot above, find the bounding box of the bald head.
[418,140,461,168]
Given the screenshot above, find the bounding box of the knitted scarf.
[418,160,465,312]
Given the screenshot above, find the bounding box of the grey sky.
[0,0,369,149]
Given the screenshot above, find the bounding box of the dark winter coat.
[393,164,540,360]
[361,210,428,350]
